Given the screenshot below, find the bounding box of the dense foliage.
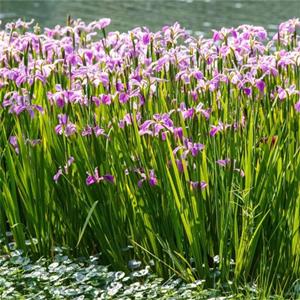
[0,17,299,295]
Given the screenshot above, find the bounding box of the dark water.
[0,0,299,35]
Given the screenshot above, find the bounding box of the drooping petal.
[176,159,184,173]
[86,175,96,186]
[294,100,300,112]
[209,126,219,137]
[119,93,129,104]
[173,127,183,140]
[9,136,19,154]
[100,94,112,105]
[64,157,75,173]
[216,159,231,167]
[149,170,158,186]
[53,168,63,183]
[256,80,265,93]
[138,179,145,188]
[55,124,64,135]
[103,174,115,184]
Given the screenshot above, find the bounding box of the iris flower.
[9,136,19,154]
[86,167,115,185]
[55,114,77,137]
[190,181,207,190]
[137,169,158,187]
[53,157,75,183]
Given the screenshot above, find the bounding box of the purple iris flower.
[119,93,130,104]
[192,70,204,80]
[182,108,195,120]
[176,160,184,173]
[13,104,27,115]
[16,74,27,87]
[86,174,97,186]
[53,169,63,183]
[55,114,77,137]
[65,124,77,137]
[256,80,265,93]
[116,82,124,92]
[92,18,111,30]
[191,90,198,101]
[212,31,221,42]
[103,174,115,183]
[277,87,287,100]
[100,94,112,105]
[139,114,174,139]
[92,96,101,106]
[137,169,158,187]
[56,95,65,108]
[180,103,195,120]
[161,131,169,141]
[142,33,151,45]
[209,122,230,137]
[190,142,205,157]
[243,88,252,96]
[167,159,184,173]
[173,127,183,140]
[84,50,93,62]
[66,54,82,66]
[12,103,43,119]
[65,157,74,172]
[196,103,211,120]
[149,170,158,186]
[81,125,107,138]
[86,167,115,185]
[190,181,207,190]
[278,18,300,36]
[53,156,75,183]
[3,91,44,118]
[99,73,109,87]
[139,120,154,135]
[9,136,19,154]
[119,113,141,128]
[137,172,147,188]
[94,126,108,138]
[82,126,93,136]
[173,138,204,159]
[209,124,222,137]
[216,159,231,167]
[176,71,190,84]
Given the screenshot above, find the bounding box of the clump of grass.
[0,17,299,296]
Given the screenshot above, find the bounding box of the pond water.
[0,0,299,35]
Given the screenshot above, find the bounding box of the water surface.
[0,0,299,35]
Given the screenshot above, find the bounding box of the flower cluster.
[1,17,299,191]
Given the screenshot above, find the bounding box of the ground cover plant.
[0,245,279,300]
[1,246,296,300]
[0,17,299,297]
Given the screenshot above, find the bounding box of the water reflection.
[0,0,299,35]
